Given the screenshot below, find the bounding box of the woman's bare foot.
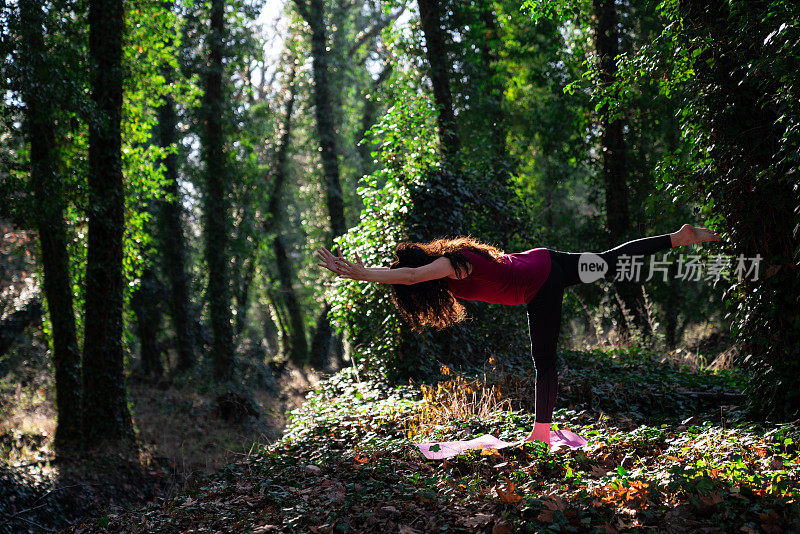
[670,224,723,247]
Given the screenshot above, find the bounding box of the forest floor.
[0,327,331,534]
[53,346,799,533]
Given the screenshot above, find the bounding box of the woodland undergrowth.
[65,347,800,533]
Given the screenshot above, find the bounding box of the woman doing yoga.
[316,224,722,447]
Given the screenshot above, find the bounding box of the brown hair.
[389,236,504,332]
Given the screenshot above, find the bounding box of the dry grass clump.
[405,360,533,438]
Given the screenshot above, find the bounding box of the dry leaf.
[770,455,785,470]
[481,448,501,457]
[459,514,493,528]
[537,509,554,522]
[495,477,522,504]
[697,492,723,512]
[492,524,512,534]
[590,465,608,478]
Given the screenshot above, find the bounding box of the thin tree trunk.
[476,0,516,248]
[664,111,681,350]
[273,235,308,364]
[262,65,308,364]
[266,289,290,355]
[417,0,460,163]
[131,267,163,378]
[260,303,279,356]
[83,0,134,448]
[593,0,629,239]
[411,0,467,241]
[234,257,256,336]
[309,303,332,368]
[592,0,648,338]
[19,0,82,452]
[203,0,234,380]
[294,0,346,238]
[157,58,194,371]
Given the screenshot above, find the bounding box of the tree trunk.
[157,61,194,371]
[266,289,290,355]
[131,267,163,378]
[234,257,255,336]
[476,0,516,248]
[203,0,234,381]
[261,65,308,365]
[273,235,307,364]
[260,303,279,356]
[293,2,344,367]
[592,0,648,339]
[19,0,82,454]
[295,0,346,238]
[417,0,460,163]
[82,0,134,449]
[309,303,332,368]
[592,0,629,239]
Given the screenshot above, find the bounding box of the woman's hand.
[316,246,341,275]
[316,246,369,281]
[336,252,368,281]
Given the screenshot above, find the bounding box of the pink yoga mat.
[413,429,588,460]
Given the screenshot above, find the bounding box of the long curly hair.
[389,236,504,332]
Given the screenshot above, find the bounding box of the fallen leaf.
[459,514,492,528]
[495,477,522,504]
[492,524,512,534]
[590,465,608,478]
[537,509,554,523]
[481,448,501,457]
[697,492,723,512]
[770,455,785,470]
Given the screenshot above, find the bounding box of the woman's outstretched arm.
[316,246,454,284]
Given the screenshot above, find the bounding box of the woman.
[316,224,722,446]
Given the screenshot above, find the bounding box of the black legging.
[527,233,673,423]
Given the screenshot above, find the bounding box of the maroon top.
[445,248,551,305]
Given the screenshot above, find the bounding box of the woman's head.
[389,236,503,332]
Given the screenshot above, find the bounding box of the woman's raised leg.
[549,224,722,287]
